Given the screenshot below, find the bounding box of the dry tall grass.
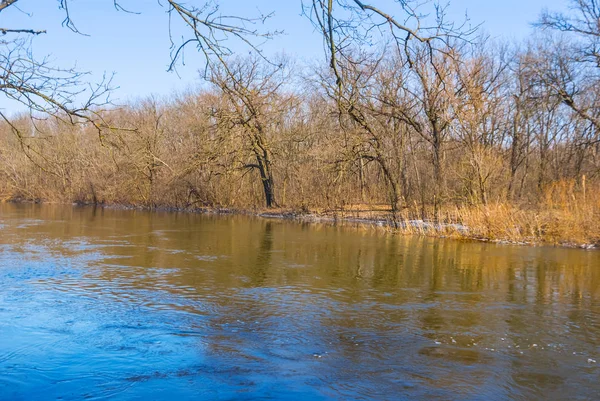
[420,180,600,246]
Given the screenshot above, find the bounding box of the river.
[0,204,598,400]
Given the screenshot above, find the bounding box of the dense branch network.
[535,0,600,133]
[0,0,280,117]
[305,1,476,99]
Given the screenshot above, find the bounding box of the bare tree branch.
[1,28,45,35]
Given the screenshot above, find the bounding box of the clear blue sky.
[2,0,567,112]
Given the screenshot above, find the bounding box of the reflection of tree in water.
[248,221,274,287]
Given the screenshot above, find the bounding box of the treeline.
[1,12,599,245]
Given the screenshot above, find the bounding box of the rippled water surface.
[0,204,598,400]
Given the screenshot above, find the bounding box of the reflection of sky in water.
[0,203,598,400]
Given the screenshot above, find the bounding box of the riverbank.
[256,205,599,250]
[18,200,595,250]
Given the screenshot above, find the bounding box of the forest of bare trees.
[1,0,599,245]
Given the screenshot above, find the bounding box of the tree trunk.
[252,136,276,208]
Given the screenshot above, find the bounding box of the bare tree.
[314,46,423,220]
[453,44,510,205]
[0,0,277,136]
[306,0,476,91]
[536,0,600,134]
[208,56,295,208]
[538,0,600,65]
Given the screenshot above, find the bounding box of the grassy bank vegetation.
[1,5,600,248]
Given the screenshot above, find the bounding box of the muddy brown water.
[0,204,598,400]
